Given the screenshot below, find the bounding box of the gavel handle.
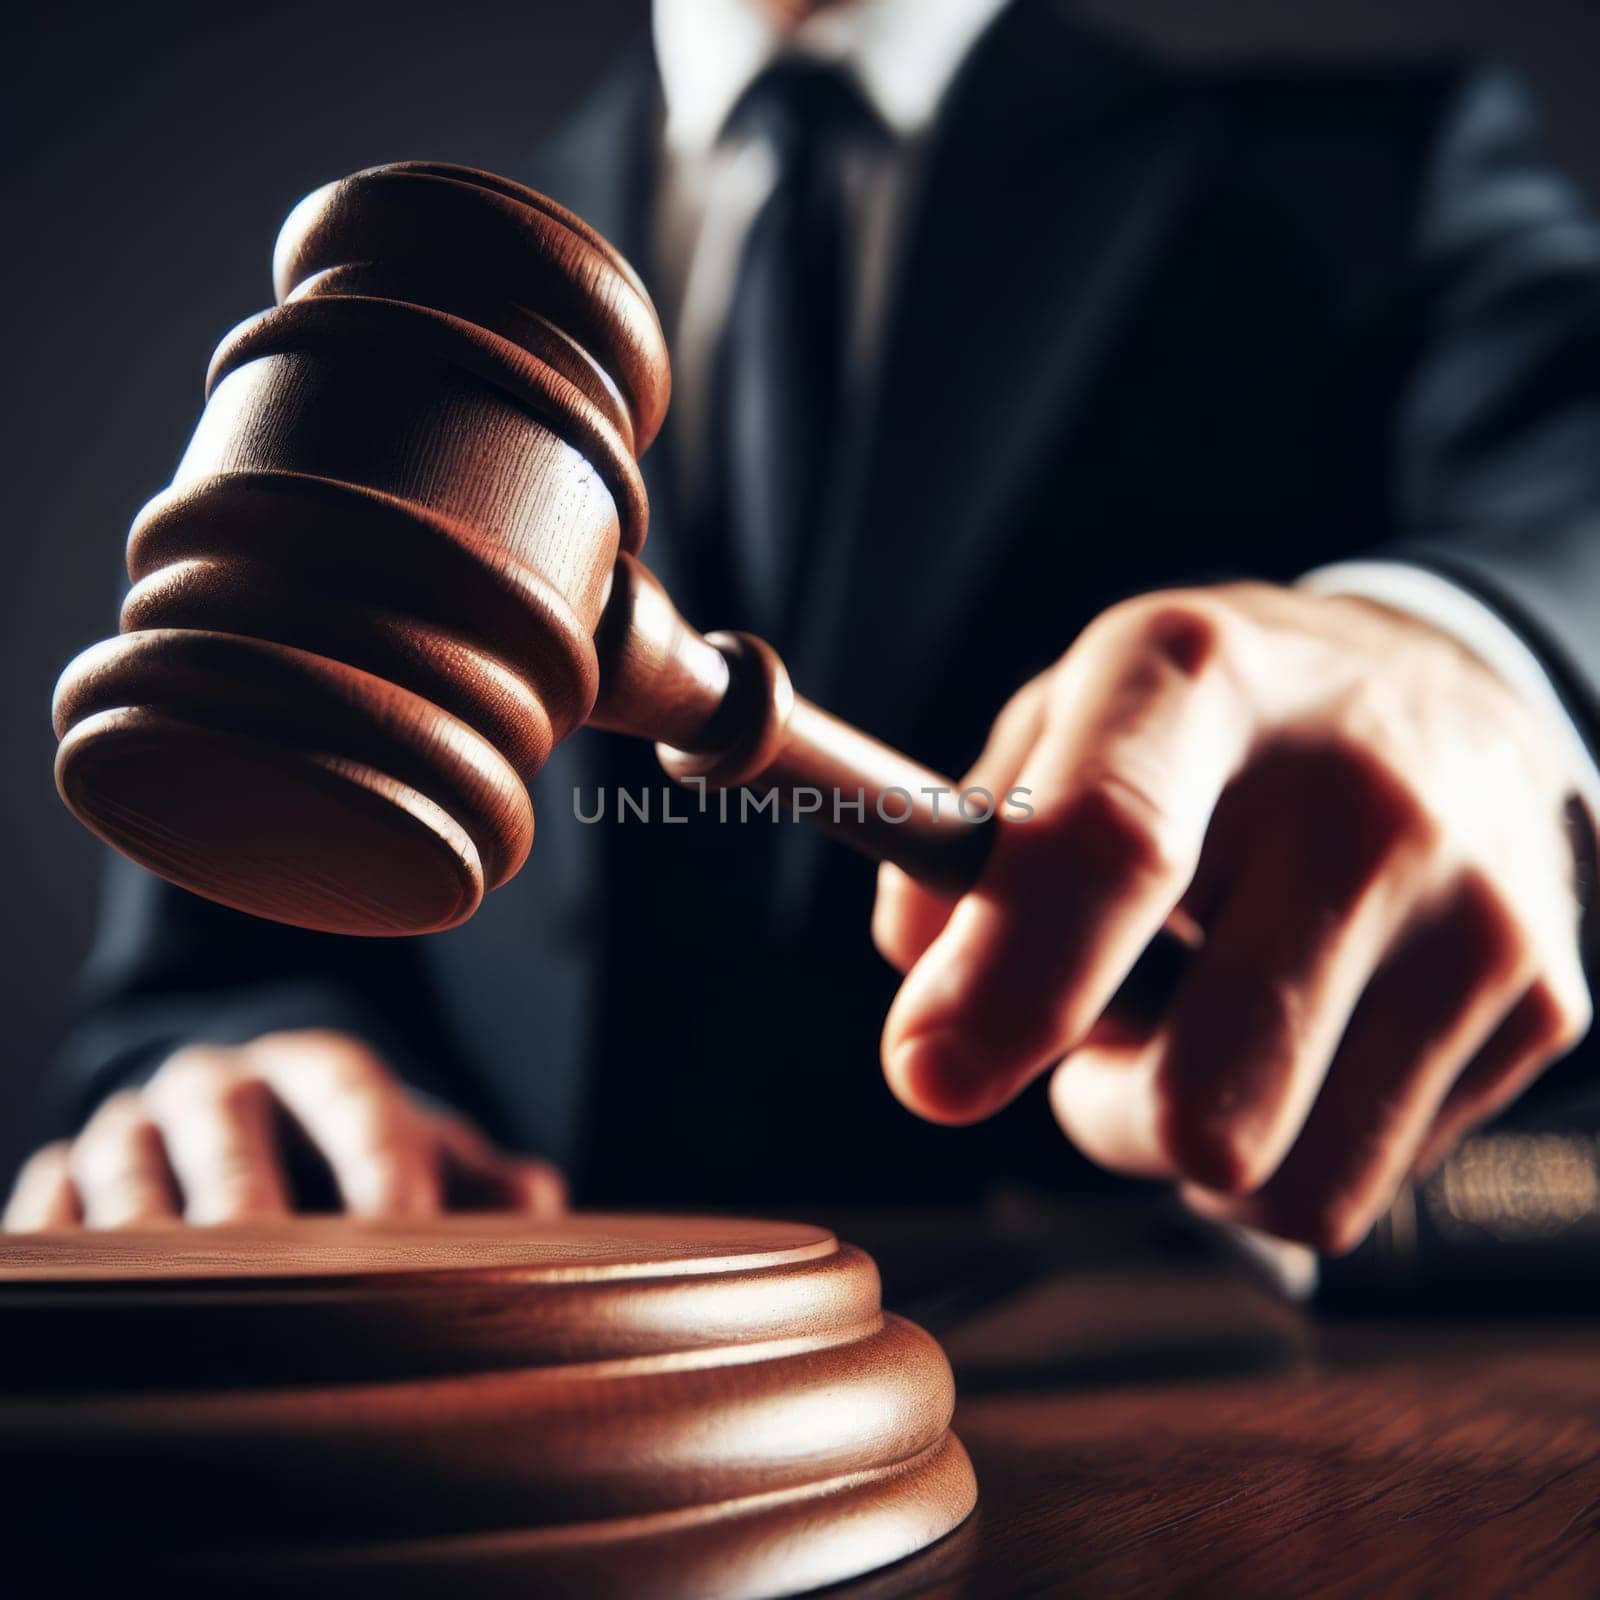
[658,633,995,895]
[592,555,1191,1013]
[591,558,992,892]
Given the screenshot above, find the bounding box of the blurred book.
[1317,1130,1600,1313]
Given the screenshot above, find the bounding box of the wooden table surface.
[820,1213,1600,1600]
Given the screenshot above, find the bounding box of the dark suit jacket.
[49,1,1600,1206]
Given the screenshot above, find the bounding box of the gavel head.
[52,162,671,937]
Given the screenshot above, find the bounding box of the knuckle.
[17,1141,73,1186]
[1527,978,1593,1059]
[148,1062,256,1128]
[1323,744,1447,878]
[1059,773,1190,885]
[1133,601,1229,679]
[1166,1124,1274,1198]
[1558,990,1595,1056]
[1303,1197,1378,1258]
[1093,592,1231,680]
[82,1090,150,1139]
[6,1144,78,1229]
[306,1031,389,1071]
[211,1071,273,1121]
[255,1031,388,1093]
[1265,758,1442,921]
[323,1063,386,1107]
[1155,1065,1286,1196]
[1380,786,1447,866]
[71,1116,162,1188]
[1451,868,1532,986]
[1256,1192,1376,1257]
[149,1044,238,1095]
[992,674,1052,742]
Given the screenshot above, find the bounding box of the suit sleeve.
[42,855,476,1139]
[1377,67,1600,1123]
[1386,67,1600,763]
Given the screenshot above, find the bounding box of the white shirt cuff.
[1299,561,1600,827]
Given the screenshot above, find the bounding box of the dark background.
[4,1,1598,1182]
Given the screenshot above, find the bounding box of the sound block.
[0,1214,976,1597]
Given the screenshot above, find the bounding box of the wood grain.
[53,163,663,936]
[923,1331,1600,1599]
[829,1248,1600,1600]
[0,1215,975,1596]
[7,1215,1595,1596]
[49,160,1003,936]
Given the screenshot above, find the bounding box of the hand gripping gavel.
[52,163,1005,937]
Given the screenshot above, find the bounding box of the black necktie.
[707,58,881,645]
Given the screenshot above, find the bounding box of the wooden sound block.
[0,1215,976,1597]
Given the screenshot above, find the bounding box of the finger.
[872,863,956,976]
[429,1114,566,1215]
[872,677,1051,974]
[144,1048,292,1224]
[1055,750,1434,1192]
[511,1159,568,1217]
[69,1092,181,1228]
[3,1142,83,1232]
[1413,972,1592,1176]
[884,600,1253,1124]
[247,1033,442,1218]
[1184,873,1532,1254]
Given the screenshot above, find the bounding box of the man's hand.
[3,1030,565,1230]
[874,584,1592,1252]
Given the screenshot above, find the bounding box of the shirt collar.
[653,0,1014,153]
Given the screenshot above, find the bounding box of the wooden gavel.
[52,162,1001,937]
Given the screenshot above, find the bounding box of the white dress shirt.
[648,0,1600,815]
[652,0,1011,491]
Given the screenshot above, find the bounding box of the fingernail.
[886,1031,1005,1125]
